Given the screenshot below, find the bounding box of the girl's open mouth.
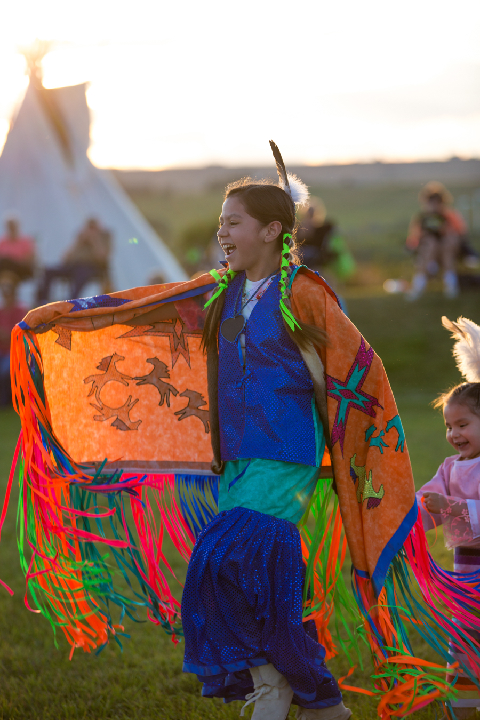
[221,243,236,258]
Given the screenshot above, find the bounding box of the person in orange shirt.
[407,182,467,300]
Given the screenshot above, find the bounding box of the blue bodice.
[217,272,320,467]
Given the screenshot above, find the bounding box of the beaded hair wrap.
[279,233,301,332]
[270,140,309,332]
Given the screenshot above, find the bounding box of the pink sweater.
[417,454,480,549]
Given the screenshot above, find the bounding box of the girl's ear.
[264,220,282,244]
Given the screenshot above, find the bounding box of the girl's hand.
[422,492,448,514]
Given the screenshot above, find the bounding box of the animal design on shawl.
[84,353,131,397]
[175,389,210,433]
[134,357,179,407]
[350,454,384,508]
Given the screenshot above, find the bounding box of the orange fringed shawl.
[4,268,480,717]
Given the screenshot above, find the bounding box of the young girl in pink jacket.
[417,316,480,720]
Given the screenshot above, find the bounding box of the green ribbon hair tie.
[203,233,299,333]
[204,267,237,309]
[279,233,301,332]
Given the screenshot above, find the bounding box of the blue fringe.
[176,474,219,539]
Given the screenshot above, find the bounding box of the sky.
[1,0,480,169]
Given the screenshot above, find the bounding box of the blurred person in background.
[205,230,226,270]
[36,217,112,303]
[0,215,36,282]
[296,197,356,281]
[406,182,477,300]
[148,270,167,286]
[181,221,224,277]
[0,271,26,406]
[296,197,356,312]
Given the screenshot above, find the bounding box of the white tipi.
[0,59,186,302]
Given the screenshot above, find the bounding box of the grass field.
[0,286,479,719]
[127,180,480,284]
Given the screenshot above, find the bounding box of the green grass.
[0,289,479,717]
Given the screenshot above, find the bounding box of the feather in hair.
[286,173,310,207]
[269,140,290,193]
[269,140,310,207]
[442,315,480,383]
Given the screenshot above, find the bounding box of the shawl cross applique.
[326,338,382,455]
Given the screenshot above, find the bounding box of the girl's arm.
[417,462,480,547]
[432,494,480,549]
[416,463,448,531]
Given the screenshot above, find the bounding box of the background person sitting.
[36,217,112,304]
[0,215,36,282]
[0,271,26,407]
[296,197,356,280]
[406,182,468,299]
[296,197,356,315]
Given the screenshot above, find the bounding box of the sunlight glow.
[0,120,10,154]
[1,0,480,168]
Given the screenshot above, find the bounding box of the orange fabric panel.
[291,270,416,578]
[38,323,212,467]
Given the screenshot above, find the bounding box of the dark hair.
[224,178,301,262]
[201,178,327,354]
[433,382,480,417]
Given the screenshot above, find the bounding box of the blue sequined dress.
[181,273,342,709]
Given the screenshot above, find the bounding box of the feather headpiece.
[269,140,309,208]
[442,316,480,383]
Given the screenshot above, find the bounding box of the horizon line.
[105,155,480,173]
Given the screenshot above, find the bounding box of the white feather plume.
[285,173,310,208]
[442,316,480,382]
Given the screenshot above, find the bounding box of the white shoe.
[240,663,293,719]
[406,273,427,300]
[295,702,352,720]
[443,271,459,298]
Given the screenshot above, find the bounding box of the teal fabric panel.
[219,458,321,525]
[218,410,325,525]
